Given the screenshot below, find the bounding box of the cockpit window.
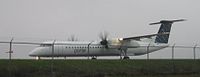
[40,44,52,47]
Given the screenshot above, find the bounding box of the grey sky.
[0,0,200,59]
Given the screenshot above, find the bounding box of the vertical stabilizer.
[149,19,185,43]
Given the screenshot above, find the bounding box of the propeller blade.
[99,31,108,40]
[99,31,109,49]
[68,35,78,41]
[99,32,104,40]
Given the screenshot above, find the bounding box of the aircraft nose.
[29,47,43,57]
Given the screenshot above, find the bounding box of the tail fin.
[150,19,185,43]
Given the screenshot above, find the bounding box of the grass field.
[0,59,200,77]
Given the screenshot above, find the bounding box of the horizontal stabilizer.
[149,19,186,25]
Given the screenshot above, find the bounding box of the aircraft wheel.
[123,56,130,60]
[91,56,97,60]
[91,57,97,60]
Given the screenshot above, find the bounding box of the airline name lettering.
[74,49,86,54]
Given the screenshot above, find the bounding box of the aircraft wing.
[122,32,169,41]
[0,41,87,45]
[0,41,41,45]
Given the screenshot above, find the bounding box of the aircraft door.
[57,46,63,56]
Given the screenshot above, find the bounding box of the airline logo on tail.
[150,19,186,43]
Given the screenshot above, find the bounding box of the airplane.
[0,19,185,59]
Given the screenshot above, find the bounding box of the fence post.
[147,43,151,60]
[9,38,14,61]
[8,38,13,77]
[193,44,197,60]
[171,44,176,73]
[51,40,56,77]
[52,40,56,60]
[87,41,93,59]
[172,44,175,60]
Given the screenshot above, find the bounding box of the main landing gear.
[91,56,97,60]
[120,48,130,60]
[123,56,130,59]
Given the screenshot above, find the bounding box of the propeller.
[68,35,78,41]
[149,19,186,25]
[99,32,109,48]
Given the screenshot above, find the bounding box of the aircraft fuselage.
[29,41,168,57]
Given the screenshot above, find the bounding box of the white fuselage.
[29,40,168,57]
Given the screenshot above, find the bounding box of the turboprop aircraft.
[0,19,185,59]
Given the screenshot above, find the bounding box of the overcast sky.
[0,0,200,59]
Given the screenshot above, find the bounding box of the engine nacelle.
[107,38,140,49]
[107,38,122,48]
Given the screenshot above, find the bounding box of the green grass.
[0,59,200,77]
